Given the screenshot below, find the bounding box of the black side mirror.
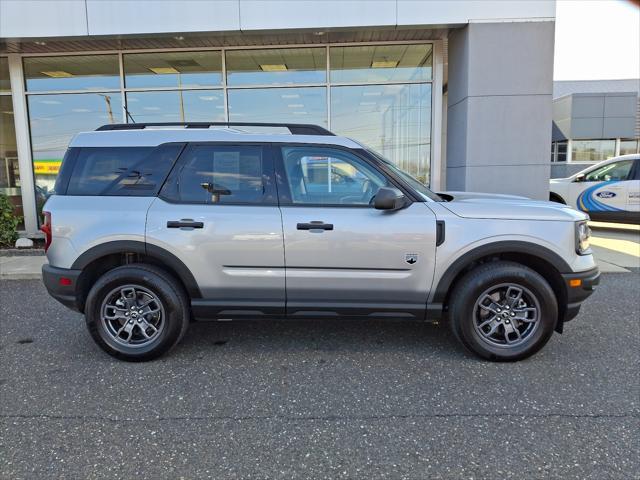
[373,187,406,211]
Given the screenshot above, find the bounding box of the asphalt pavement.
[1,274,638,479]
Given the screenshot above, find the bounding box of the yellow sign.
[34,161,62,175]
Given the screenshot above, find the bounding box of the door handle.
[297,221,334,231]
[167,220,204,229]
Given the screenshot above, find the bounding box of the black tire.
[448,261,558,361]
[85,264,190,362]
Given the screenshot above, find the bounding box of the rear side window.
[161,144,270,204]
[66,144,183,196]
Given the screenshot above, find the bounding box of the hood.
[437,191,588,221]
[550,177,572,184]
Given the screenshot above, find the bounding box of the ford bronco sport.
[41,122,600,362]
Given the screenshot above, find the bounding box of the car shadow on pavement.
[174,317,468,360]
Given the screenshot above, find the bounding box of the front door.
[569,158,636,221]
[275,145,437,319]
[146,143,285,318]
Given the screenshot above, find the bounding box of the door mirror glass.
[373,187,406,210]
[574,173,585,183]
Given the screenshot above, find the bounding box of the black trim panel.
[191,299,285,319]
[431,241,573,305]
[42,264,82,312]
[587,211,640,224]
[286,301,425,319]
[70,240,202,298]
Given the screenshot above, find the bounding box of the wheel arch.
[432,241,570,331]
[549,191,566,204]
[71,241,201,312]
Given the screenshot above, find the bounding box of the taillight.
[41,211,52,252]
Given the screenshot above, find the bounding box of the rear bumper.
[42,264,83,312]
[561,266,600,322]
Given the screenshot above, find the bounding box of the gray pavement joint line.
[0,412,637,423]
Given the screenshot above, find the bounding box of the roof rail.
[95,122,335,136]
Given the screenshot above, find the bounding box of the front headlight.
[576,221,591,255]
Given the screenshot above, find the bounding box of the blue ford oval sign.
[596,191,616,199]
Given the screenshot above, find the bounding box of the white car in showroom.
[549,154,640,224]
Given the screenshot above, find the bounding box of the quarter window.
[166,145,267,204]
[281,146,389,205]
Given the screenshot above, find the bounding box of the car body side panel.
[145,198,285,305]
[280,202,437,317]
[426,203,597,303]
[44,195,154,269]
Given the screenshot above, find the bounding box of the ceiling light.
[199,95,218,101]
[287,104,304,108]
[359,101,376,106]
[314,31,326,36]
[281,94,300,99]
[1,111,13,115]
[34,41,47,46]
[174,36,185,41]
[371,60,398,68]
[260,64,287,72]
[149,67,180,74]
[292,111,307,115]
[41,71,73,78]
[363,91,382,96]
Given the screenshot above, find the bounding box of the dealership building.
[1,0,557,236]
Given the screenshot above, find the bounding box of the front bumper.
[561,266,600,323]
[42,264,83,312]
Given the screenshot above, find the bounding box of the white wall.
[1,0,555,39]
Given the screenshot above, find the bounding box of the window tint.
[281,146,388,205]
[66,145,182,196]
[166,145,266,204]
[585,160,633,182]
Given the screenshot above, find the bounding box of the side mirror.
[373,187,406,211]
[574,173,585,183]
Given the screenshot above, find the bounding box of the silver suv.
[41,122,599,362]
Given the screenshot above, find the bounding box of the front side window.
[584,160,634,182]
[163,145,267,204]
[281,146,389,205]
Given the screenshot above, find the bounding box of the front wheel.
[448,261,558,361]
[85,264,190,361]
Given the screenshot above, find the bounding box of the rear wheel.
[448,261,558,361]
[85,264,189,361]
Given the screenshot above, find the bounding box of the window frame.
[159,141,278,206]
[273,143,417,208]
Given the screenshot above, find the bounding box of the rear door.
[275,144,437,319]
[146,142,285,318]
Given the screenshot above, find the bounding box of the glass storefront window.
[572,139,616,162]
[331,83,432,183]
[24,55,120,92]
[124,51,222,89]
[1,95,24,229]
[228,87,327,125]
[619,139,639,156]
[330,44,432,84]
[0,57,10,93]
[28,93,123,205]
[126,90,225,122]
[226,48,326,86]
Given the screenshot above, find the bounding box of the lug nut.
[138,310,143,314]
[511,312,515,317]
[128,320,133,324]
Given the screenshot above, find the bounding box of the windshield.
[366,149,443,202]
